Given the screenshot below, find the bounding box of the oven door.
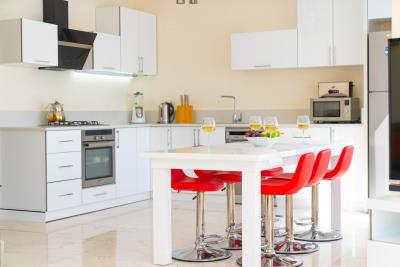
[311,99,344,122]
[82,141,115,188]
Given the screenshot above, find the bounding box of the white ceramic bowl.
[246,137,279,148]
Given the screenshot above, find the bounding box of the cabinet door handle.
[254,64,272,68]
[94,192,107,197]
[167,128,171,149]
[329,46,332,66]
[34,59,50,64]
[116,130,120,148]
[59,165,73,169]
[197,129,200,146]
[102,66,115,70]
[333,45,337,65]
[59,193,74,198]
[193,129,197,146]
[58,140,73,143]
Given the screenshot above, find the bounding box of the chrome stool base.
[295,229,343,242]
[294,217,312,226]
[236,254,303,267]
[172,245,232,262]
[217,235,242,250]
[275,238,319,255]
[203,234,224,244]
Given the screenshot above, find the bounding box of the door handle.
[59,165,73,169]
[58,140,73,143]
[34,59,50,64]
[116,130,120,148]
[94,192,107,197]
[58,193,74,198]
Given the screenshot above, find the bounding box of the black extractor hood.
[40,0,97,70]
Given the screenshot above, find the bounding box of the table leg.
[241,169,261,267]
[331,156,341,232]
[152,168,172,265]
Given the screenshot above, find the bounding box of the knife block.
[176,105,194,124]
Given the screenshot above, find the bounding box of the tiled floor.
[0,197,368,267]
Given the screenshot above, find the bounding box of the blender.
[131,92,146,123]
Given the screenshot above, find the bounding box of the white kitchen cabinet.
[333,0,364,66]
[199,127,226,146]
[139,11,157,75]
[96,7,157,76]
[47,152,81,183]
[150,127,171,150]
[120,7,140,74]
[93,33,121,72]
[231,29,298,70]
[368,0,392,19]
[115,128,137,198]
[297,0,364,67]
[298,0,333,67]
[83,185,116,204]
[171,127,198,148]
[136,127,151,194]
[47,179,82,212]
[0,18,58,67]
[46,130,82,154]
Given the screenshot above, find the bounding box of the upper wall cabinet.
[231,29,298,70]
[298,0,364,67]
[96,7,157,76]
[0,19,58,67]
[368,0,392,19]
[93,33,121,72]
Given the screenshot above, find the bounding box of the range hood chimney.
[41,0,97,71]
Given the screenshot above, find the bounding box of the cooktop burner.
[47,121,104,127]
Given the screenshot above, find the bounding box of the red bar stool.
[195,167,284,250]
[195,170,243,250]
[171,169,232,262]
[295,145,354,242]
[272,150,332,256]
[237,152,315,267]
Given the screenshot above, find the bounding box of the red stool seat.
[323,146,354,181]
[171,169,225,192]
[261,167,284,177]
[261,153,315,195]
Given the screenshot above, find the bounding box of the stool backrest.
[324,145,354,181]
[284,152,315,194]
[307,149,332,187]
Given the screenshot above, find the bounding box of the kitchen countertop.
[0,122,365,131]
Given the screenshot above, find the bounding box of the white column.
[241,167,261,267]
[152,167,172,265]
[393,0,400,38]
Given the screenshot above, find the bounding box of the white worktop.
[0,122,364,131]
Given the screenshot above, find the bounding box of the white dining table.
[143,141,346,267]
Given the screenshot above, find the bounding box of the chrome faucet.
[220,95,242,124]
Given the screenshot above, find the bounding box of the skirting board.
[0,192,151,222]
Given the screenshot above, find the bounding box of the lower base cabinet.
[83,185,116,204]
[47,179,82,212]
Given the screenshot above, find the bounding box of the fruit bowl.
[246,137,280,148]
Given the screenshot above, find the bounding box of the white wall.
[394,0,400,38]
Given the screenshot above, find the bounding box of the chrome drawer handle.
[59,193,74,197]
[58,140,73,143]
[254,64,272,68]
[59,165,73,168]
[94,192,107,197]
[102,66,115,70]
[34,59,50,64]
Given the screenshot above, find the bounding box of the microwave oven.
[310,97,361,123]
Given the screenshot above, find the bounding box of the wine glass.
[201,117,216,148]
[249,116,263,131]
[297,115,310,141]
[263,117,279,133]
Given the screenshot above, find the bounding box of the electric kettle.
[159,102,175,124]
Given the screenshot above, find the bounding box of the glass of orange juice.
[201,117,216,148]
[297,115,310,142]
[249,116,263,131]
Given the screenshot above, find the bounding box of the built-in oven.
[82,129,115,188]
